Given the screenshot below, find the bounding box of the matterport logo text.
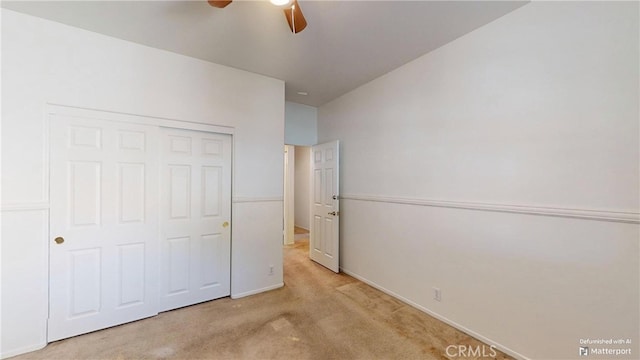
[579,338,633,357]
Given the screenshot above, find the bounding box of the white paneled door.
[49,110,232,342]
[159,129,231,311]
[310,141,340,272]
[49,115,159,341]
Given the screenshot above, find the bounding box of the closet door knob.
[54,237,65,244]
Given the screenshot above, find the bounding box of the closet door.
[159,128,232,311]
[49,114,159,341]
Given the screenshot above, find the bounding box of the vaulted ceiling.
[2,1,528,106]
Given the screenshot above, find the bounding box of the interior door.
[49,114,159,341]
[310,141,340,272]
[159,128,231,311]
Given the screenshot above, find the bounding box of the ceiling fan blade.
[283,0,307,34]
[208,1,232,8]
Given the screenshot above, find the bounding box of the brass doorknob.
[222,221,229,228]
[54,237,64,244]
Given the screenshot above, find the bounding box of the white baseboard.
[231,282,284,299]
[340,267,530,360]
[0,342,47,359]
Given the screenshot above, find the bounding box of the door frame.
[47,105,234,135]
[283,145,295,245]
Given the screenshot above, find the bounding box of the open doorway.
[283,145,312,246]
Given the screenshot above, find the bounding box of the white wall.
[294,146,311,230]
[284,101,317,146]
[318,2,639,360]
[1,9,284,358]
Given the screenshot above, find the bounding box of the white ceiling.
[2,0,528,106]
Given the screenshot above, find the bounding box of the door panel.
[49,115,159,342]
[118,163,145,223]
[69,161,101,226]
[169,165,192,219]
[202,166,222,217]
[69,249,101,316]
[201,234,222,287]
[117,243,145,307]
[167,236,190,294]
[310,141,340,272]
[159,129,231,311]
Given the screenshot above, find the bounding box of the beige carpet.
[11,237,512,360]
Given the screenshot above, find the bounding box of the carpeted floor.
[11,235,512,360]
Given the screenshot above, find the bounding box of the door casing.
[283,145,295,245]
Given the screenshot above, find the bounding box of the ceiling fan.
[208,0,307,34]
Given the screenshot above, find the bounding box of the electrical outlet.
[269,265,274,275]
[433,287,441,302]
